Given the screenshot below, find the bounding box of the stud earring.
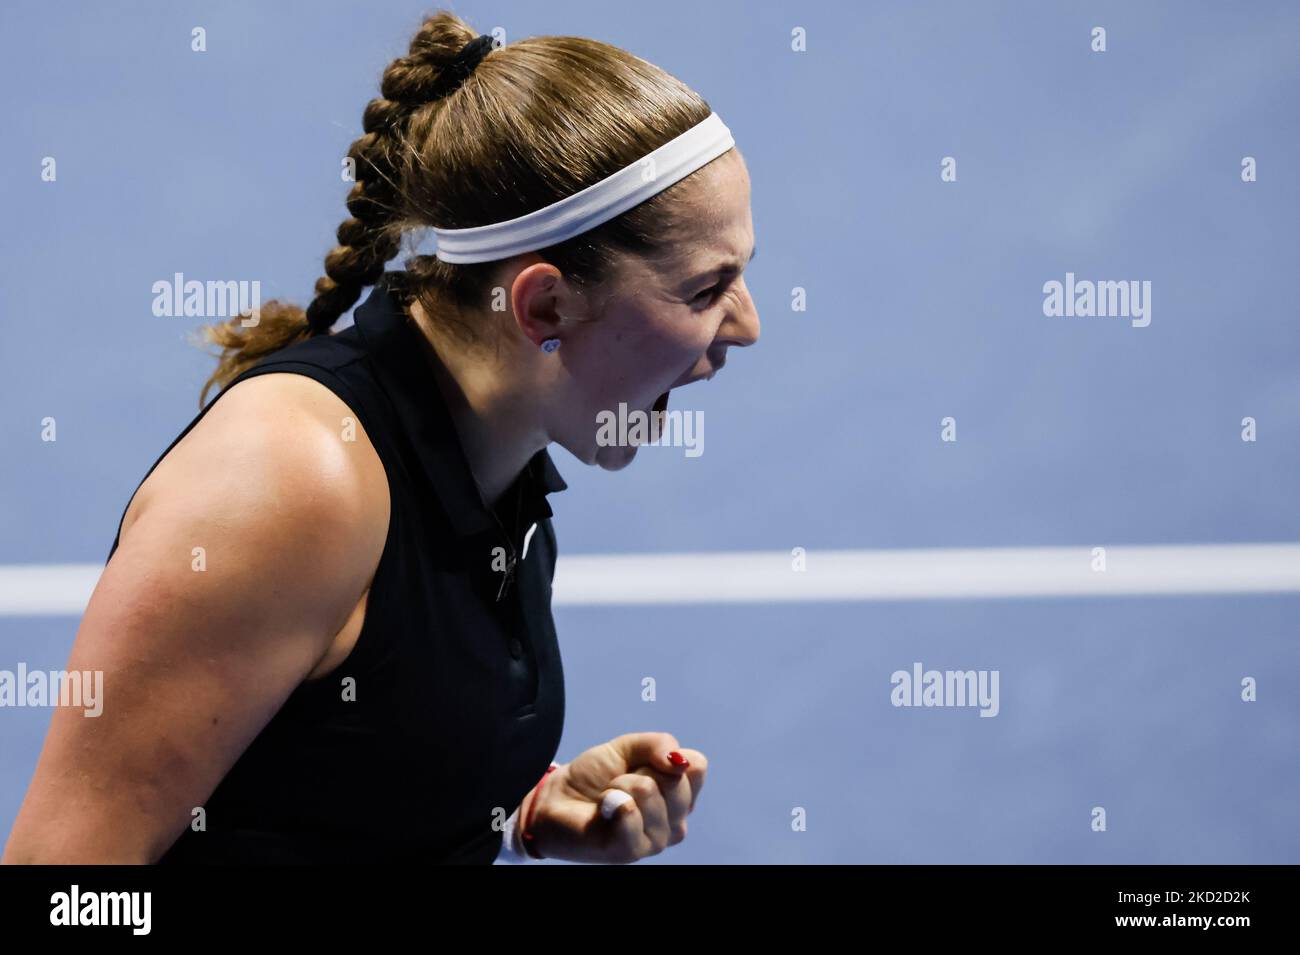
[540,338,561,353]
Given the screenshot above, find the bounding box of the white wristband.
[495,762,560,864]
[496,805,530,863]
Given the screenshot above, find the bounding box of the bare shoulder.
[115,371,392,637]
[0,372,393,861]
[122,371,390,546]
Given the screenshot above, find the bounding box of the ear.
[509,259,573,348]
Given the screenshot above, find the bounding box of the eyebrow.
[718,244,758,276]
[691,244,757,286]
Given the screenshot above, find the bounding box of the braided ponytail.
[197,12,486,405]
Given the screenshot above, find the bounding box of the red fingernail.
[668,751,689,768]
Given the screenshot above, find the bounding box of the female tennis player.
[2,12,757,864]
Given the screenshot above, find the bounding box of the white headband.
[430,112,735,264]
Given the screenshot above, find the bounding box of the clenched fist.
[518,732,708,864]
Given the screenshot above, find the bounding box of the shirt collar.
[350,272,567,540]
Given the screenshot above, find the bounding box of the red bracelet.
[520,763,557,859]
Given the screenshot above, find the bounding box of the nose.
[716,276,760,349]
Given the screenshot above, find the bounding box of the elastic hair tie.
[430,33,495,99]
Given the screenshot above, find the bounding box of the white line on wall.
[3,543,1299,615]
[549,543,1300,605]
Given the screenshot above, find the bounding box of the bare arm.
[1,374,389,863]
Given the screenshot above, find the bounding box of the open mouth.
[647,389,670,435]
[647,389,670,436]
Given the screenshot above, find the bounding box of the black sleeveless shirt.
[106,273,568,864]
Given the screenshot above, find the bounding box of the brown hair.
[198,10,714,405]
